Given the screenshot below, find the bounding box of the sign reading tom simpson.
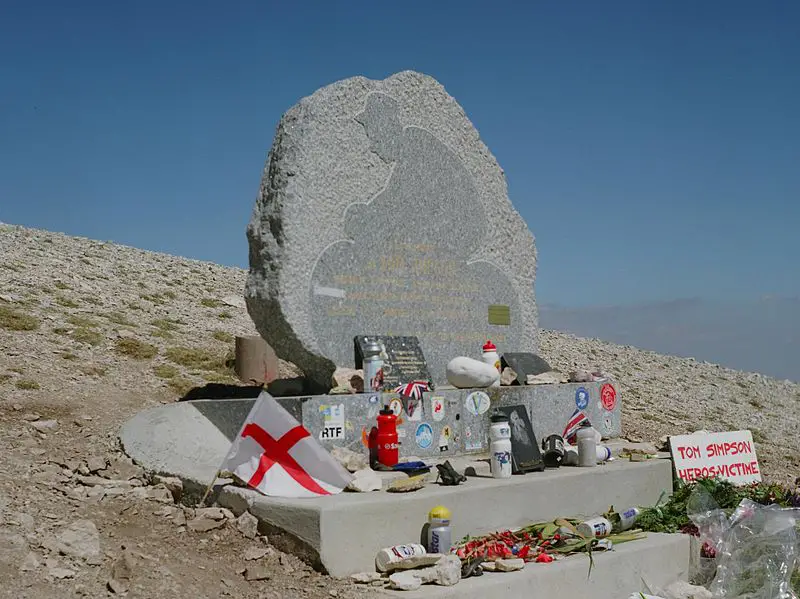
[669,430,761,485]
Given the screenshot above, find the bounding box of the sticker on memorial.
[368,394,380,404]
[438,425,452,452]
[465,391,491,416]
[398,428,407,439]
[319,403,345,441]
[431,397,445,422]
[406,398,423,422]
[603,415,613,433]
[415,423,433,449]
[389,398,403,417]
[465,440,483,452]
[575,387,589,410]
[600,383,617,411]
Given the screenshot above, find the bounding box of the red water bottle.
[376,405,399,467]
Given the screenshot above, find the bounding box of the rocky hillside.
[1,222,798,596]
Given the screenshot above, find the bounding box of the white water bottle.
[489,413,513,478]
[576,422,597,467]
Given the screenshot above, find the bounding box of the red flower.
[535,553,554,563]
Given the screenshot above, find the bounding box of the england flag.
[219,392,353,498]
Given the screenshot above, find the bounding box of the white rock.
[30,419,59,432]
[526,371,567,385]
[56,519,100,559]
[346,469,383,493]
[389,570,422,591]
[221,295,246,309]
[495,558,525,572]
[236,511,259,539]
[446,357,500,389]
[331,446,369,473]
[481,560,497,571]
[20,551,40,572]
[384,553,444,572]
[351,572,383,584]
[415,555,461,586]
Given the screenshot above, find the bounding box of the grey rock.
[244,565,272,581]
[49,566,76,579]
[196,507,234,521]
[187,517,226,533]
[246,71,538,391]
[56,519,100,559]
[236,511,259,539]
[111,550,135,581]
[244,546,270,561]
[446,357,500,388]
[152,475,183,502]
[144,484,175,504]
[86,456,108,473]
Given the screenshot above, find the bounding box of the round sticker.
[600,384,617,411]
[575,387,589,410]
[465,391,491,416]
[368,395,380,404]
[389,398,403,417]
[415,423,433,449]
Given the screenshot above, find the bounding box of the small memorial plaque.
[496,405,544,474]
[488,304,511,326]
[354,336,433,390]
[501,352,552,385]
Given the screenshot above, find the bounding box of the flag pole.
[197,472,219,507]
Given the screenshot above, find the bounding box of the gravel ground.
[1,222,798,597]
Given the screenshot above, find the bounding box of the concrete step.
[217,457,674,577]
[378,533,689,599]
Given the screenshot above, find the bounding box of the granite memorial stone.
[246,71,538,391]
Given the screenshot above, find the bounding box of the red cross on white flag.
[220,392,353,498]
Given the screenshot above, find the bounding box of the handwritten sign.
[669,430,761,485]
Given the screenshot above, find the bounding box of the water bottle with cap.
[576,421,597,467]
[489,413,513,478]
[427,505,452,554]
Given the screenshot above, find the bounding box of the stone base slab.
[216,458,673,576]
[377,533,689,599]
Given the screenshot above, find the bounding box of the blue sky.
[1,0,798,308]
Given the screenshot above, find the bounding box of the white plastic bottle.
[427,506,452,554]
[489,413,513,478]
[576,422,597,467]
[375,544,427,572]
[481,340,501,387]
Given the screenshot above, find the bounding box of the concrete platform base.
[378,533,689,599]
[216,458,673,576]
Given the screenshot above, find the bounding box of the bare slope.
[1,222,798,595]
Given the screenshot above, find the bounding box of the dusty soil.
[1,222,799,597]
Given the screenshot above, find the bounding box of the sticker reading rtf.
[669,430,761,485]
[319,403,345,441]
